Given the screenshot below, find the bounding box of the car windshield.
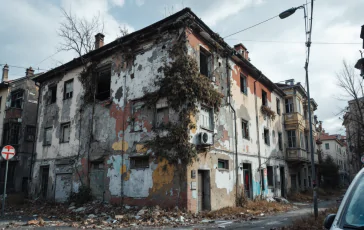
[341,173,364,227]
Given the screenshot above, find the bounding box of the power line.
[224,39,361,45]
[35,50,63,67]
[0,64,48,71]
[223,1,312,39]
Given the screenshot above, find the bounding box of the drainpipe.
[254,72,263,197]
[225,57,239,203]
[120,68,127,206]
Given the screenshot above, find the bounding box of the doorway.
[280,167,285,197]
[197,170,210,212]
[243,163,252,198]
[40,166,49,199]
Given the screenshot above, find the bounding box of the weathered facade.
[30,8,309,212]
[0,66,38,194]
[276,81,320,192]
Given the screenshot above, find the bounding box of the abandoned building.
[30,8,320,212]
[276,80,320,192]
[0,65,39,194]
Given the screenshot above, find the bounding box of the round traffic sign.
[361,155,364,164]
[1,145,16,160]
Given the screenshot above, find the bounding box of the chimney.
[2,64,9,82]
[26,67,34,77]
[234,43,249,60]
[285,79,295,85]
[95,33,105,49]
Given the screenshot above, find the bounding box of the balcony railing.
[286,148,309,162]
[5,108,22,119]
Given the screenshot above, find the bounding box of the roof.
[321,133,345,146]
[33,8,285,96]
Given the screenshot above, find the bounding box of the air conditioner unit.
[200,132,213,146]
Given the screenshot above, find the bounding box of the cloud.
[110,0,125,7]
[135,0,145,7]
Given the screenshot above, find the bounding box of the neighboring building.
[343,97,364,180]
[320,132,349,185]
[30,8,297,212]
[0,66,39,195]
[276,80,319,192]
[0,65,11,146]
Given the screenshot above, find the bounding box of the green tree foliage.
[320,155,340,189]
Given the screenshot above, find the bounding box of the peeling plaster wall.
[0,87,9,146]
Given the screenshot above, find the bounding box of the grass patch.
[281,207,338,230]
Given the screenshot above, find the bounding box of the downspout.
[120,66,127,206]
[254,72,263,198]
[225,57,239,203]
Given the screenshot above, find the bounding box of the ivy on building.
[261,105,276,121]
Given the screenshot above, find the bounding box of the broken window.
[25,125,36,142]
[287,130,296,148]
[96,65,111,101]
[130,156,149,169]
[264,128,270,145]
[267,166,274,187]
[242,119,249,140]
[262,90,267,106]
[278,132,283,150]
[2,123,20,145]
[218,159,229,169]
[47,85,57,105]
[240,74,247,95]
[200,106,213,130]
[44,127,52,145]
[60,123,70,143]
[199,47,210,77]
[276,98,281,115]
[285,98,294,113]
[10,90,23,108]
[325,143,329,149]
[64,79,73,100]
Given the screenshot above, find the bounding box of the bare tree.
[337,60,364,175]
[58,8,104,57]
[119,25,129,37]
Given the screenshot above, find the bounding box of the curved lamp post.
[279,4,319,219]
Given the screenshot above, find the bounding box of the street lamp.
[279,3,319,219]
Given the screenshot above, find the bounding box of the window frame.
[60,122,71,143]
[130,156,149,169]
[95,64,111,101]
[63,79,74,100]
[278,132,283,150]
[199,47,210,78]
[287,130,296,148]
[44,127,52,146]
[10,90,24,109]
[260,169,265,191]
[200,105,214,131]
[325,143,330,150]
[241,119,249,140]
[285,98,294,113]
[48,85,57,105]
[240,74,247,95]
[25,125,36,142]
[267,166,274,187]
[276,98,281,115]
[264,128,270,146]
[262,90,267,106]
[218,159,229,170]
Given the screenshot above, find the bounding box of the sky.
[0,0,362,134]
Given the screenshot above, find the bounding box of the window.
[25,125,36,142]
[267,166,274,187]
[276,99,281,115]
[285,98,294,113]
[264,128,270,145]
[199,48,210,77]
[240,74,247,95]
[130,156,149,169]
[325,143,329,150]
[156,107,169,128]
[131,102,143,132]
[64,79,73,99]
[48,85,57,105]
[297,99,301,114]
[44,127,52,145]
[96,65,111,101]
[218,159,229,169]
[91,162,104,170]
[242,120,249,139]
[262,90,267,106]
[60,123,70,143]
[300,132,305,149]
[287,130,296,148]
[2,123,20,145]
[10,90,23,108]
[260,169,265,190]
[200,106,213,130]
[278,132,283,150]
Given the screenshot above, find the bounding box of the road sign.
[1,145,15,160]
[361,155,364,164]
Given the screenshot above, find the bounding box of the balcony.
[5,108,22,119]
[305,119,316,133]
[286,148,309,162]
[284,112,305,130]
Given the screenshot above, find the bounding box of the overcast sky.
[0,0,362,134]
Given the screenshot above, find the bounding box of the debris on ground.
[5,198,292,228]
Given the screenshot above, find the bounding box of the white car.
[324,167,364,229]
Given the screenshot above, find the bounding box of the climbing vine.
[78,61,100,103]
[144,36,223,165]
[261,105,276,121]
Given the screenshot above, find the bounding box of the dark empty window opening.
[2,123,20,145]
[267,166,274,187]
[276,98,281,115]
[96,66,111,101]
[240,74,247,95]
[218,159,229,170]
[25,125,36,142]
[64,79,73,100]
[48,85,57,105]
[278,132,283,150]
[200,48,210,77]
[264,128,270,145]
[242,119,249,140]
[91,162,104,170]
[130,156,149,169]
[60,123,70,143]
[260,169,265,191]
[285,98,294,113]
[262,90,267,106]
[10,90,23,109]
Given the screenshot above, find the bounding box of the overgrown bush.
[320,155,340,189]
[261,105,276,121]
[236,192,248,207]
[68,185,93,205]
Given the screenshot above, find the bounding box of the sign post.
[1,145,16,216]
